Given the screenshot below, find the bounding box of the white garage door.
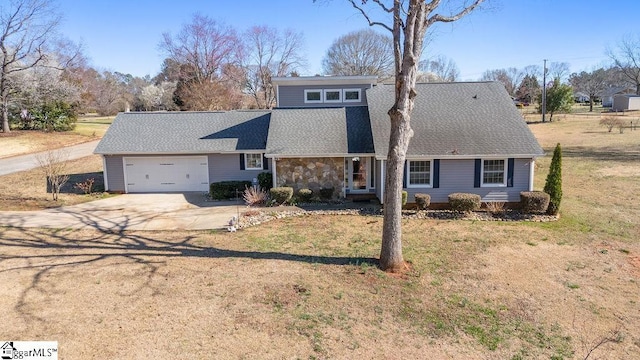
[124,156,209,193]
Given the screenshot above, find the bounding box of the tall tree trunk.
[380,107,413,270]
[379,0,423,271]
[348,0,484,271]
[1,99,9,133]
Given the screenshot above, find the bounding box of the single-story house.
[612,94,640,111]
[95,76,544,204]
[573,91,590,103]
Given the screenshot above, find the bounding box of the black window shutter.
[263,155,268,170]
[402,160,407,188]
[239,154,245,170]
[370,159,375,188]
[474,159,481,188]
[433,159,440,188]
[507,158,514,187]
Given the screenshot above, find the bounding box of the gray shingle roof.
[94,111,270,154]
[266,107,374,156]
[366,82,544,158]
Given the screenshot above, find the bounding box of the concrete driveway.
[0,193,244,231]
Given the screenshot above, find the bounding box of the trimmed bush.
[448,193,481,212]
[258,172,273,191]
[544,143,562,215]
[210,181,252,200]
[520,191,550,214]
[401,191,408,206]
[270,187,293,204]
[415,193,431,210]
[298,188,313,202]
[319,187,334,200]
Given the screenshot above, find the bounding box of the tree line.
[2,0,639,133]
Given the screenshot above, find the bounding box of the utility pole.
[542,59,547,123]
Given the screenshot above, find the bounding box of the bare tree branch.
[347,0,394,32]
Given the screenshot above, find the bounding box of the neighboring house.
[573,91,590,103]
[599,86,633,107]
[612,94,640,111]
[95,76,544,204]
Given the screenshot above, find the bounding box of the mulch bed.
[236,207,558,229]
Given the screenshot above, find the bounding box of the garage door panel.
[124,156,209,192]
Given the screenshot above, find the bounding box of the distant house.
[95,76,544,205]
[599,86,633,107]
[573,91,590,103]
[612,94,640,111]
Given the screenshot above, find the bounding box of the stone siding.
[276,157,344,198]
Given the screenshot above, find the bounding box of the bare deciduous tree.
[160,14,239,83]
[0,0,62,133]
[242,26,306,109]
[347,0,485,271]
[36,149,70,201]
[480,67,522,95]
[160,14,243,110]
[569,68,609,112]
[418,54,459,82]
[608,34,640,95]
[322,28,394,77]
[547,62,571,84]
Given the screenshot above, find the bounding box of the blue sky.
[57,0,640,80]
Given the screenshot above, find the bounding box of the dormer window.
[343,89,361,102]
[304,89,322,103]
[302,87,363,105]
[324,89,342,103]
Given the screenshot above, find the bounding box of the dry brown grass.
[0,130,97,159]
[0,115,113,158]
[1,112,639,358]
[0,155,106,210]
[1,215,638,359]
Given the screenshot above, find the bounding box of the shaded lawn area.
[1,213,638,359]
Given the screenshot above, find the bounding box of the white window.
[343,89,361,102]
[304,89,322,103]
[245,153,263,170]
[324,89,342,103]
[407,160,432,187]
[482,159,506,187]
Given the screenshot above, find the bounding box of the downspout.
[380,159,385,204]
[102,155,109,191]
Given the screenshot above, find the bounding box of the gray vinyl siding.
[404,158,533,203]
[277,84,371,108]
[104,155,125,192]
[104,154,268,192]
[208,154,268,183]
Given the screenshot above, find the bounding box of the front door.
[347,157,369,192]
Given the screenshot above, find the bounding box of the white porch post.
[529,159,535,191]
[272,158,278,188]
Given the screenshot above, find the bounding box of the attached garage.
[123,156,209,193]
[94,111,272,193]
